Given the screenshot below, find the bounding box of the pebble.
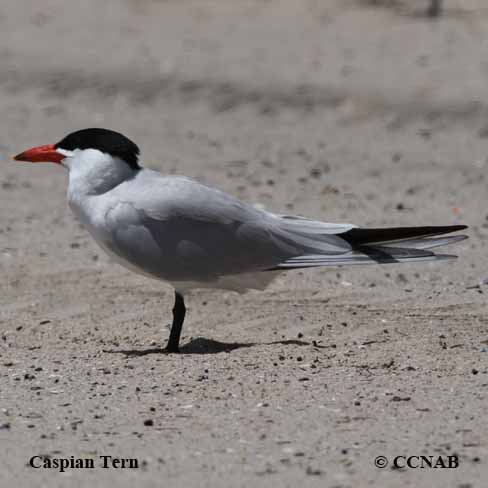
[305,466,323,476]
[391,396,411,402]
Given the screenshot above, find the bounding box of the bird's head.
[13,128,141,171]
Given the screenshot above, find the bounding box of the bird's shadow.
[103,337,311,356]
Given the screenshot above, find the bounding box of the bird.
[14,128,467,353]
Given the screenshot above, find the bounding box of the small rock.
[305,466,323,476]
[309,168,322,179]
[391,396,411,402]
[396,273,408,284]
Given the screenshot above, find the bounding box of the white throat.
[65,148,137,197]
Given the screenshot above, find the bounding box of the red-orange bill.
[13,144,64,164]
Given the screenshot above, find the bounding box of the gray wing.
[102,173,353,282]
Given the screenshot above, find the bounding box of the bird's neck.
[67,150,137,198]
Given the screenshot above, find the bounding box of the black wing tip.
[448,224,468,232]
[341,224,468,246]
[365,224,468,233]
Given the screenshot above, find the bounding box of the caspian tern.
[14,128,467,352]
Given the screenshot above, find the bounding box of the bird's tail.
[271,225,468,270]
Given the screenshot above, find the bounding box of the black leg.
[165,291,186,353]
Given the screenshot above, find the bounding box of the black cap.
[55,128,140,169]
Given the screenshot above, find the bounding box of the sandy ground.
[1,1,487,487]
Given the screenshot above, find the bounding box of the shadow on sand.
[103,337,311,356]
